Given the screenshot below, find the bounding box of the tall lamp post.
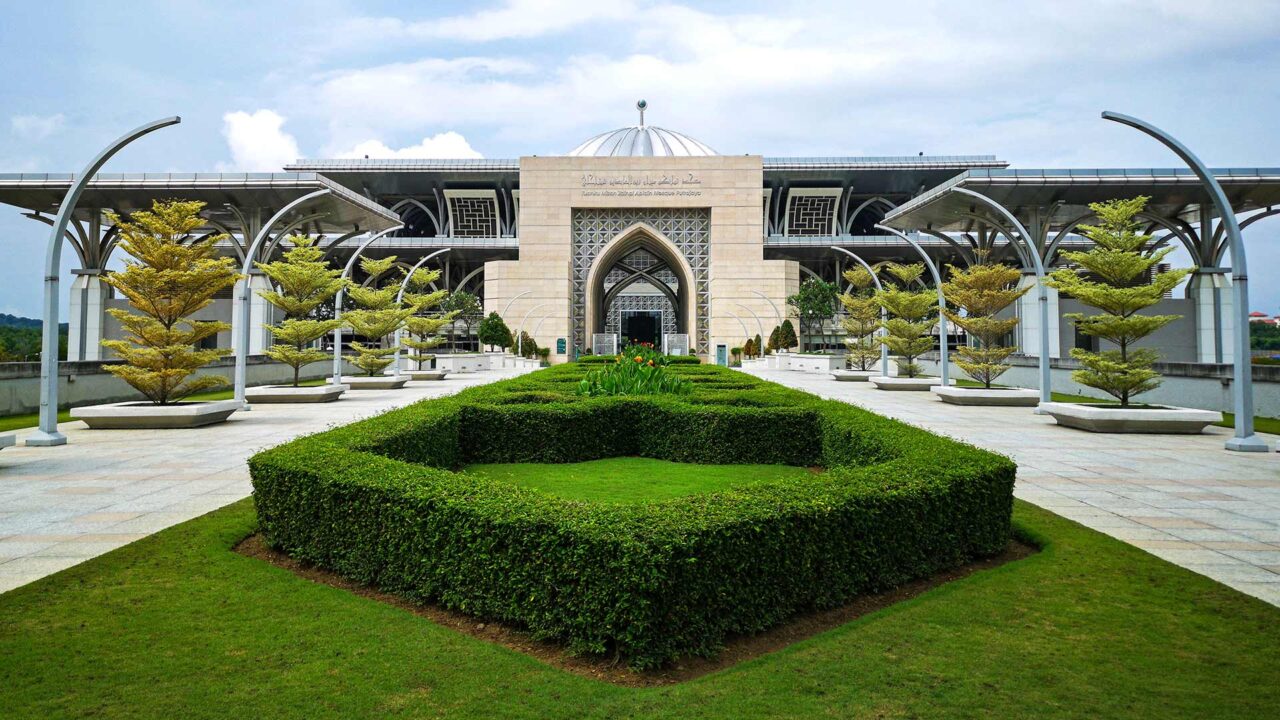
[1102,111,1268,452]
[330,225,405,386]
[874,225,950,387]
[830,247,890,377]
[233,189,331,408]
[27,116,181,447]
[390,248,451,378]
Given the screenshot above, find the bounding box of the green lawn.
[0,499,1276,719]
[463,457,819,503]
[0,379,328,433]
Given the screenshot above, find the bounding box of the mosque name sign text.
[579,173,703,197]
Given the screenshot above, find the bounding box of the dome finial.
[636,99,647,127]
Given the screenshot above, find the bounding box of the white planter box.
[71,399,240,429]
[932,385,1040,406]
[342,376,410,390]
[245,384,347,403]
[870,376,947,391]
[1038,401,1222,434]
[436,354,490,373]
[831,370,876,382]
[403,370,449,381]
[0,433,14,450]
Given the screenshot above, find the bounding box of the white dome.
[566,100,717,157]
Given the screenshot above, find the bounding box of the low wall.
[918,356,1280,418]
[0,356,356,416]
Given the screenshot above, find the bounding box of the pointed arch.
[585,221,696,341]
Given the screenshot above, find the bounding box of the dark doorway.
[622,311,660,347]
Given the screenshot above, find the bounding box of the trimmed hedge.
[250,362,1015,668]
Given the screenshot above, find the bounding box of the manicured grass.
[463,456,819,503]
[1,499,1277,719]
[0,379,328,432]
[1217,411,1280,435]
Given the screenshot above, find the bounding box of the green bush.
[250,363,1015,669]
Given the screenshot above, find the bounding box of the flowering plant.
[578,346,690,397]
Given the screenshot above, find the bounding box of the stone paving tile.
[0,369,527,594]
[746,367,1280,607]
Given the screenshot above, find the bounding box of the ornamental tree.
[100,200,240,404]
[254,235,347,387]
[875,262,938,378]
[941,260,1030,388]
[786,278,838,352]
[779,319,799,351]
[767,325,780,353]
[838,266,881,371]
[401,268,457,370]
[477,311,513,351]
[753,333,762,358]
[343,256,417,376]
[1046,196,1192,406]
[441,290,482,351]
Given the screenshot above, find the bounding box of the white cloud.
[218,109,300,171]
[10,113,65,141]
[336,132,483,159]
[345,0,638,43]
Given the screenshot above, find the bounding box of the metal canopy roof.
[881,168,1280,231]
[0,172,401,231]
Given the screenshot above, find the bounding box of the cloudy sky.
[3,0,1280,317]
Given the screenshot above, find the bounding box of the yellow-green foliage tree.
[875,262,938,378]
[101,200,240,404]
[1047,196,1193,406]
[343,256,417,376]
[254,235,348,386]
[401,267,457,370]
[942,260,1030,388]
[838,266,881,371]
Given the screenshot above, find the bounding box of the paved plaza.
[746,368,1280,607]
[0,369,528,593]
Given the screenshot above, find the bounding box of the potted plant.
[870,263,947,391]
[834,266,881,381]
[400,267,457,381]
[71,200,242,428]
[1038,197,1219,432]
[342,256,416,389]
[932,260,1038,406]
[244,235,348,403]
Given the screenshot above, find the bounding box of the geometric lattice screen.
[786,194,837,236]
[571,208,710,354]
[448,196,499,237]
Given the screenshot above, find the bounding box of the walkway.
[0,369,527,593]
[745,368,1280,607]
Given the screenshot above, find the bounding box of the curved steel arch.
[390,248,451,377]
[874,225,950,386]
[918,228,978,267]
[389,197,442,236]
[831,246,889,376]
[843,196,897,234]
[329,225,406,385]
[1212,206,1280,265]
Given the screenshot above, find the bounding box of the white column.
[231,274,276,354]
[1017,273,1060,359]
[68,272,109,361]
[1191,272,1233,364]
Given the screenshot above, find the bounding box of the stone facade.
[484,155,796,362]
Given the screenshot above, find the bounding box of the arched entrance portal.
[584,223,696,351]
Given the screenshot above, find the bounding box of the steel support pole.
[330,225,405,386]
[726,311,751,339]
[750,289,784,328]
[1102,111,1268,452]
[28,116,181,447]
[516,303,552,356]
[874,226,949,386]
[234,189,332,409]
[391,248,451,377]
[831,247,890,377]
[732,303,766,344]
[501,291,531,317]
[950,188,1053,407]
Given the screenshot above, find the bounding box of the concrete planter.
[870,376,946,391]
[244,384,347,403]
[932,385,1040,406]
[342,376,410,390]
[1038,401,1222,434]
[831,369,876,382]
[71,399,240,429]
[403,370,449,381]
[0,433,14,450]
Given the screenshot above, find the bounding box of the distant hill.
[0,314,68,331]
